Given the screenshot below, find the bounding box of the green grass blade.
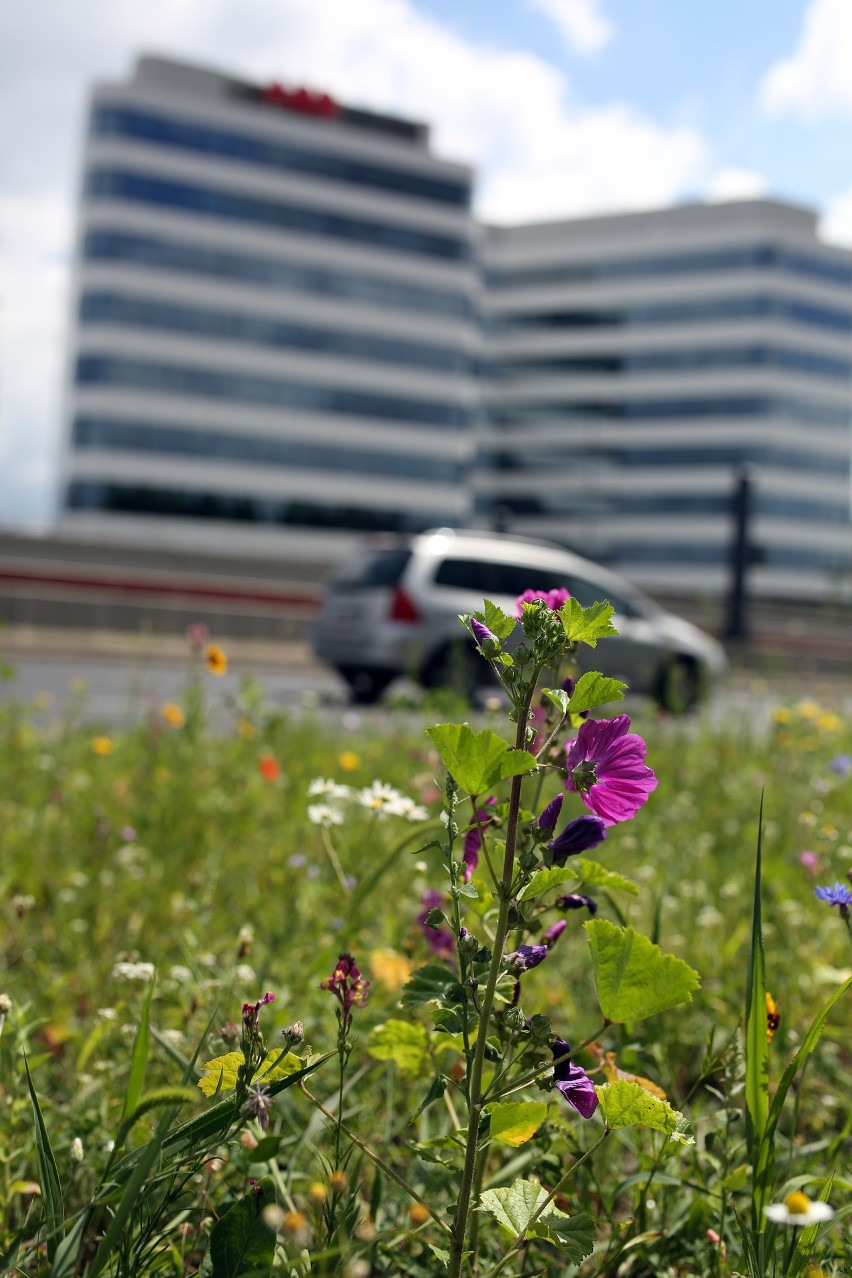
[786,1173,835,1278]
[119,975,155,1138]
[24,1056,65,1262]
[744,795,770,1233]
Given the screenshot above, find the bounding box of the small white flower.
[308,778,352,800]
[307,803,344,827]
[160,1028,185,1047]
[70,1137,84,1163]
[0,993,12,1016]
[97,1006,117,1021]
[765,1191,835,1226]
[169,965,193,984]
[112,961,155,982]
[235,964,256,984]
[389,795,429,822]
[357,780,410,817]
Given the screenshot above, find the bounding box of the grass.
[0,652,850,1276]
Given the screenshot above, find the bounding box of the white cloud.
[526,0,614,54]
[820,184,852,247]
[760,0,852,117]
[0,0,706,524]
[704,167,769,203]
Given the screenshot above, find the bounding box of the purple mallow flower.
[555,893,598,915]
[515,588,571,616]
[549,814,607,864]
[471,618,498,649]
[550,1037,598,1119]
[542,919,567,946]
[537,792,564,833]
[463,798,496,881]
[565,715,657,826]
[814,881,852,916]
[504,943,548,973]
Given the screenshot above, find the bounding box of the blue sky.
[2,0,852,527]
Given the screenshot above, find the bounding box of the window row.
[86,170,472,262]
[611,542,851,572]
[489,294,852,335]
[494,344,852,382]
[92,106,471,209]
[71,416,466,484]
[65,481,451,533]
[82,230,474,319]
[79,292,473,375]
[487,242,852,290]
[484,491,851,525]
[74,356,474,428]
[481,443,845,476]
[489,395,851,429]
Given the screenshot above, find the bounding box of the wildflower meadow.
[0,600,850,1278]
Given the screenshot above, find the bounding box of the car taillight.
[389,587,421,623]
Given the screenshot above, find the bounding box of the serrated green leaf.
[209,1176,276,1277]
[367,1020,430,1078]
[486,1101,549,1147]
[585,919,700,1022]
[595,1080,694,1144]
[456,881,479,899]
[518,864,581,901]
[528,1211,596,1263]
[479,599,517,640]
[573,858,639,896]
[401,963,457,1008]
[425,723,537,796]
[559,599,619,647]
[541,687,571,715]
[568,671,627,714]
[478,1178,551,1236]
[197,1050,302,1098]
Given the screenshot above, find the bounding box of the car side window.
[434,557,501,593]
[565,575,641,617]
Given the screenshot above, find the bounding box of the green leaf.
[559,598,619,647]
[486,1101,549,1147]
[367,1020,430,1078]
[401,963,457,1008]
[518,865,581,901]
[527,1212,596,1264]
[25,1057,64,1262]
[541,687,571,715]
[744,797,770,1229]
[478,1178,551,1237]
[426,723,537,796]
[573,858,639,896]
[197,1050,302,1098]
[413,1075,447,1121]
[595,1080,694,1144]
[585,919,700,1022]
[209,1176,276,1277]
[568,671,627,714]
[120,976,154,1136]
[478,599,516,640]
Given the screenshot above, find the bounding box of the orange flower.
[90,736,114,756]
[161,703,185,728]
[204,643,228,676]
[258,755,280,781]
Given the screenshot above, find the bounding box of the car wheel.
[338,667,394,705]
[421,641,492,700]
[656,656,702,714]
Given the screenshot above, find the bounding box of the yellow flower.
[161,703,185,728]
[90,736,114,756]
[369,948,415,992]
[204,643,228,676]
[796,700,822,720]
[237,718,257,739]
[817,711,841,733]
[308,1181,327,1203]
[330,1170,348,1193]
[772,707,792,725]
[338,751,360,772]
[766,991,780,1041]
[409,1203,431,1225]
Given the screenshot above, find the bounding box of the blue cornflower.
[814,881,852,916]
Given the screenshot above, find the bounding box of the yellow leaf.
[486,1101,550,1147]
[601,1050,667,1100]
[197,1049,302,1097]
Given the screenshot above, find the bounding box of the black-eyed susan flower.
[766,991,780,1041]
[204,643,228,676]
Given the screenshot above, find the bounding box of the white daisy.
[307,803,345,827]
[765,1191,835,1226]
[307,778,352,800]
[357,780,408,816]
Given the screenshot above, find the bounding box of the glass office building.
[60,56,479,554]
[60,57,852,602]
[481,201,852,601]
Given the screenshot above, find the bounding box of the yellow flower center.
[784,1191,812,1215]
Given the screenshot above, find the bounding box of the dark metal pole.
[725,467,752,641]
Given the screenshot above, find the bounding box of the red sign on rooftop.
[260,83,339,119]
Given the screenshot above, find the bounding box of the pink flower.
[799,850,820,876]
[515,587,571,616]
[565,715,657,825]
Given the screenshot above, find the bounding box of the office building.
[481,201,852,601]
[60,55,480,557]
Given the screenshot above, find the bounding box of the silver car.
[312,528,727,710]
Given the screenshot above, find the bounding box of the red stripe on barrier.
[0,566,319,611]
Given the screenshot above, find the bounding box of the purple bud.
[542,919,567,946]
[471,618,498,648]
[555,893,598,914]
[537,792,564,832]
[550,1037,598,1118]
[504,943,548,973]
[548,815,607,865]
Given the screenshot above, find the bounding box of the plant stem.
[299,1082,451,1236]
[448,691,534,1278]
[320,827,350,895]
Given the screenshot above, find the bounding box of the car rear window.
[433,556,643,616]
[333,548,412,589]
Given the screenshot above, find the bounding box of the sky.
[3,0,852,528]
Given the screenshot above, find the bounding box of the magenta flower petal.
[551,1037,598,1119]
[565,715,657,825]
